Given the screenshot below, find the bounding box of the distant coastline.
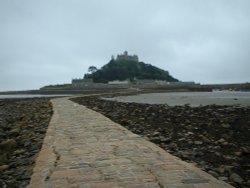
[1,82,250,96]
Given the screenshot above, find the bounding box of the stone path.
[28,97,233,188]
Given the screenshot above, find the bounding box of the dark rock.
[0,98,52,188]
[234,151,242,156]
[0,139,16,152]
[0,154,8,165]
[217,138,226,144]
[194,141,203,145]
[221,124,231,128]
[149,137,161,143]
[230,173,243,184]
[9,127,20,136]
[0,179,7,188]
[0,164,9,172]
[152,131,160,136]
[241,146,250,154]
[160,137,171,144]
[14,149,26,155]
[208,170,219,178]
[223,155,235,161]
[224,165,234,174]
[218,176,228,181]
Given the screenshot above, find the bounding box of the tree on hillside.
[84,59,178,83]
[88,66,98,74]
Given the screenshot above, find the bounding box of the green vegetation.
[84,59,178,83]
[40,84,73,90]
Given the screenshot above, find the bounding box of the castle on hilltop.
[113,51,139,62]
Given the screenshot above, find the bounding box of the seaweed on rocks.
[72,96,250,188]
[0,98,53,188]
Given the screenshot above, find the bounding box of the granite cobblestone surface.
[28,97,233,188]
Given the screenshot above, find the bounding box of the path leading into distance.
[28,97,233,188]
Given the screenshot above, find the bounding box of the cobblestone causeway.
[28,97,233,188]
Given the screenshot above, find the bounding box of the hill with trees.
[84,59,178,83]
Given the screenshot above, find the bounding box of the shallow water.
[0,94,71,99]
[104,91,250,106]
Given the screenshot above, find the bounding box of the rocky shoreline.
[0,98,53,188]
[72,96,250,188]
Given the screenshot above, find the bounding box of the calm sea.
[0,94,71,99]
[104,91,250,107]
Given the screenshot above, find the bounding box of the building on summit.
[71,51,197,88]
[114,51,139,62]
[71,78,93,87]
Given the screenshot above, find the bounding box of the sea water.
[104,91,250,107]
[0,94,71,99]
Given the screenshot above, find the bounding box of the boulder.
[241,146,250,154]
[221,123,231,128]
[0,154,8,165]
[9,127,20,136]
[230,173,243,184]
[0,139,16,152]
[0,165,9,172]
[208,170,219,178]
[194,141,203,145]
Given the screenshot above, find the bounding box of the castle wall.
[116,51,139,62]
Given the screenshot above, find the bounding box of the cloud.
[0,0,250,91]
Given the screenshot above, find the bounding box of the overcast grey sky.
[0,0,250,91]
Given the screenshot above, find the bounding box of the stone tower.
[116,51,139,62]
